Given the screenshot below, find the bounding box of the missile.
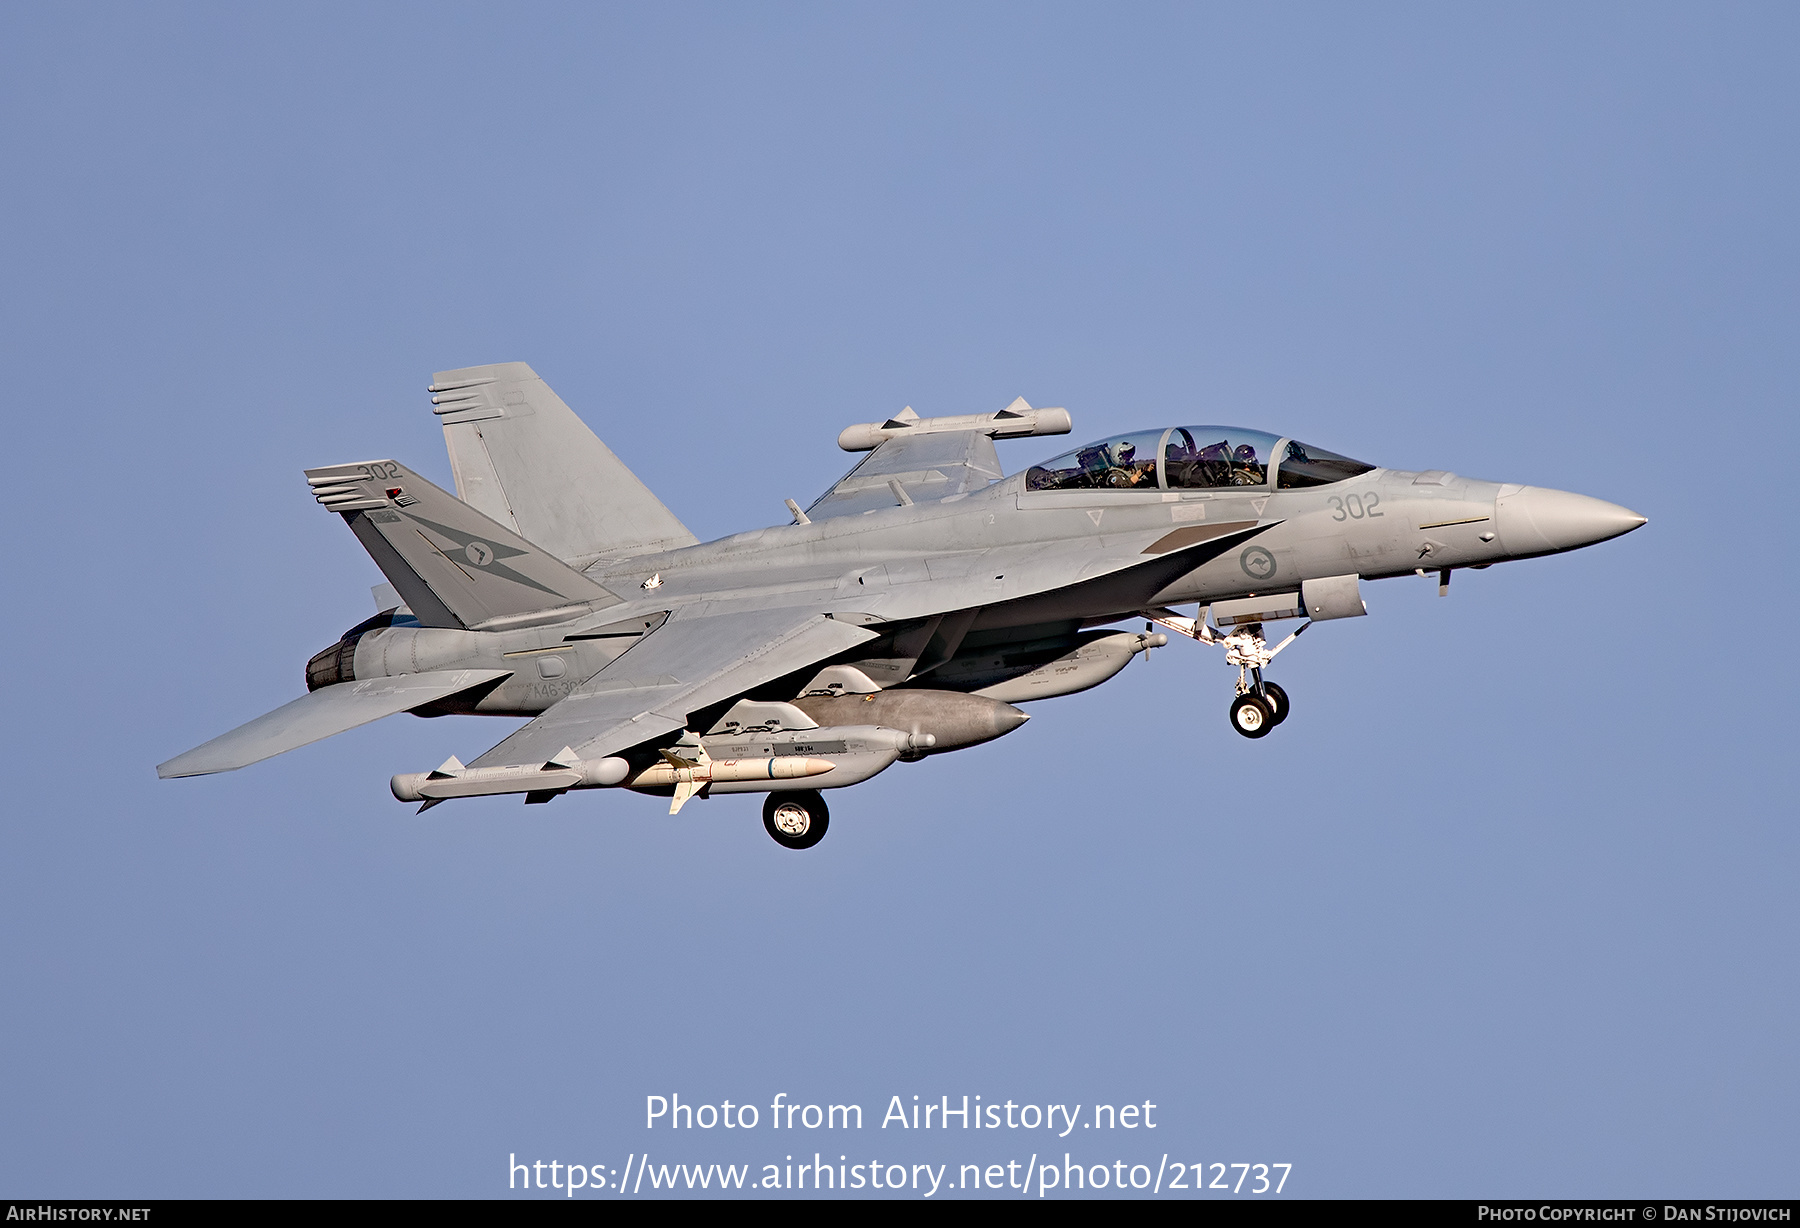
[390,744,839,813]
[391,747,629,804]
[625,753,837,789]
[631,745,837,814]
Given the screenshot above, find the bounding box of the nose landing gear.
[1145,609,1307,739]
[1219,622,1305,739]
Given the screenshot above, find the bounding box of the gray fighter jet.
[159,363,1645,848]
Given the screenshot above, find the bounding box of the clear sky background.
[2,2,1794,1199]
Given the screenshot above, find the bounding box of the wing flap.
[467,609,878,768]
[157,669,513,778]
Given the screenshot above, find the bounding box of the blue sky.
[1,2,1794,1198]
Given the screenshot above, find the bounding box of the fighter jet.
[158,363,1645,848]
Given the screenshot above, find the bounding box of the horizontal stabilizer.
[156,669,512,778]
[305,460,622,630]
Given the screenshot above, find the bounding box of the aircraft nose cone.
[1495,486,1647,557]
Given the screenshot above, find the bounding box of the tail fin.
[305,460,623,630]
[428,362,697,566]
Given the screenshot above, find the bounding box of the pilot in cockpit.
[1073,439,1154,488]
[1113,441,1158,487]
[1170,437,1263,487]
[1192,439,1233,485]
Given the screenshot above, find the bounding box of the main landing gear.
[1144,609,1308,740]
[763,790,830,850]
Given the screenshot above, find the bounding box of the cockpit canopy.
[1024,426,1374,493]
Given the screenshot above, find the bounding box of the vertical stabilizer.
[428,363,698,565]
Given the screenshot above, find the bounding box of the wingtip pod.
[838,401,1073,452]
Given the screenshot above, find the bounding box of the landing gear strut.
[1145,610,1307,739]
[1219,622,1306,739]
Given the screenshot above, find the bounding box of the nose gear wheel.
[1259,681,1289,726]
[1231,693,1274,737]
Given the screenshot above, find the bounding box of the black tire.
[1260,681,1290,726]
[763,790,830,850]
[1230,694,1274,739]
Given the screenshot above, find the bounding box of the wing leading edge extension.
[466,608,880,769]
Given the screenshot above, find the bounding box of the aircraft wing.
[157,669,513,778]
[806,429,1003,520]
[466,607,880,768]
